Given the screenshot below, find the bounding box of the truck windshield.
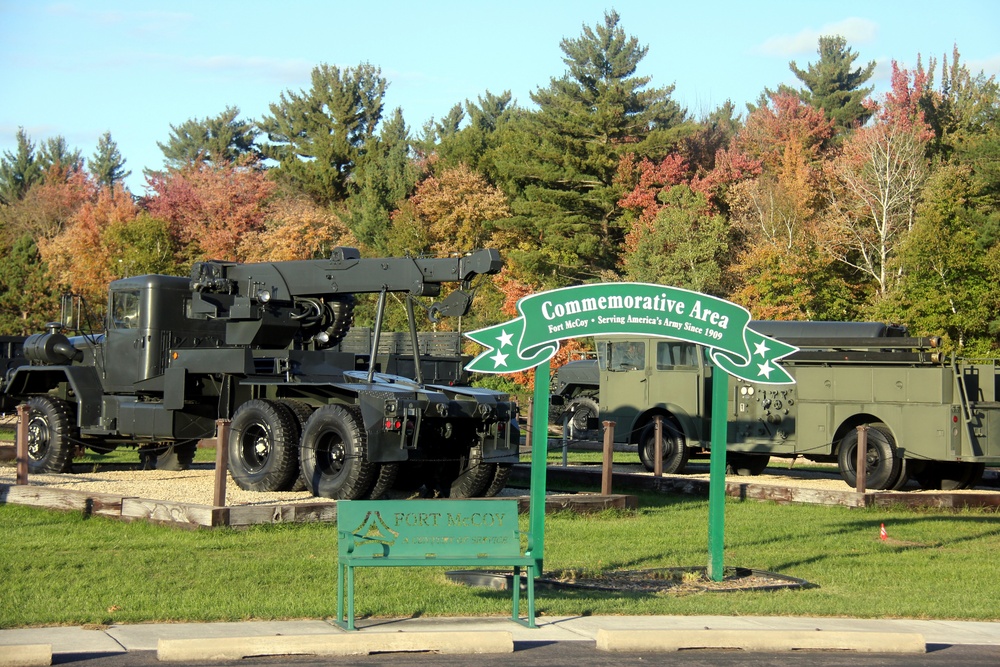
[597,340,645,371]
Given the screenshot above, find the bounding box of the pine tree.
[789,36,876,133]
[0,128,43,204]
[258,63,386,206]
[157,106,259,169]
[38,136,83,175]
[494,10,686,285]
[89,131,131,191]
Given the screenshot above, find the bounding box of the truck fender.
[4,365,103,428]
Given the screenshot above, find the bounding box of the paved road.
[35,641,1000,667]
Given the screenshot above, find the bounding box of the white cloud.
[756,17,878,57]
[967,54,1000,78]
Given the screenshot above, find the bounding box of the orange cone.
[880,523,887,541]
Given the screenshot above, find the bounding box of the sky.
[1,0,998,194]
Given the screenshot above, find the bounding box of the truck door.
[648,340,707,442]
[598,339,649,442]
[102,288,143,391]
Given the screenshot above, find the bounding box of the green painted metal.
[529,359,551,576]
[707,370,729,581]
[335,499,535,631]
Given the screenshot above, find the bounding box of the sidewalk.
[3,615,1000,664]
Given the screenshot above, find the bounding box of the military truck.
[2,248,519,499]
[552,321,1000,490]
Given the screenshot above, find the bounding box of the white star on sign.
[497,329,514,348]
[753,339,770,358]
[757,361,774,379]
[490,349,509,367]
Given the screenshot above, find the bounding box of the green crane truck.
[552,321,1000,491]
[2,248,518,500]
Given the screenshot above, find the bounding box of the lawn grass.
[2,490,999,628]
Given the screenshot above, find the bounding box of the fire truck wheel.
[24,396,77,474]
[638,420,689,474]
[837,424,901,490]
[299,405,378,499]
[913,461,985,490]
[228,399,300,492]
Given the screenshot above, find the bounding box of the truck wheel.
[638,421,688,474]
[24,396,76,473]
[483,463,513,497]
[275,399,313,492]
[726,452,770,476]
[913,461,985,490]
[228,399,300,492]
[566,396,600,441]
[368,463,400,500]
[140,442,197,471]
[447,447,495,498]
[299,405,378,499]
[837,424,901,490]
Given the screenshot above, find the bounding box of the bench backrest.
[338,499,522,560]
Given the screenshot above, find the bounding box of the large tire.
[299,405,378,499]
[638,420,689,474]
[369,463,400,500]
[565,396,600,441]
[483,463,513,497]
[140,442,197,471]
[275,399,314,492]
[228,399,300,492]
[24,396,76,473]
[726,452,770,476]
[837,424,902,490]
[447,447,495,498]
[913,461,985,490]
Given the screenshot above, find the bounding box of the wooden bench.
[336,499,536,630]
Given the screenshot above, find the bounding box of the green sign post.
[465,282,797,580]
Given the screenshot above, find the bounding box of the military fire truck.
[1,248,518,500]
[553,321,1000,490]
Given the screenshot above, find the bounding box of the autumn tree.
[0,168,94,244]
[259,63,385,206]
[238,195,355,262]
[492,10,686,285]
[143,157,276,263]
[89,131,131,191]
[157,106,260,169]
[40,185,140,304]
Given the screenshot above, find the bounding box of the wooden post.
[601,420,615,496]
[855,425,868,494]
[214,419,230,507]
[15,403,29,486]
[653,415,664,478]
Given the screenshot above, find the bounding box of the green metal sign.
[466,282,797,384]
[465,282,798,582]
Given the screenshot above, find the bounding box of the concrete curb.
[595,629,927,653]
[157,630,514,661]
[0,644,51,667]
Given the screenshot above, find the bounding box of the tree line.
[1,10,998,364]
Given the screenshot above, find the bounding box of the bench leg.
[526,565,536,628]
